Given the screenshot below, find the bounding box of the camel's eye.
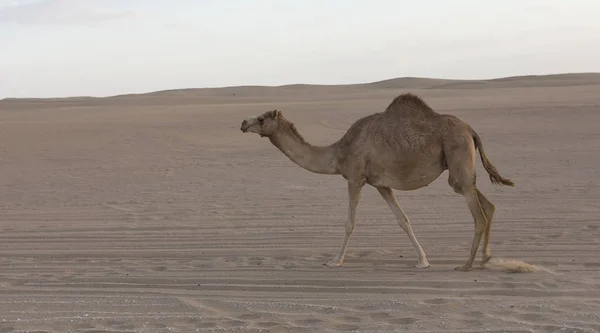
[258,118,264,125]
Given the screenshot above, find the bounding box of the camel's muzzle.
[240,120,249,132]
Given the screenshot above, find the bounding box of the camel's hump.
[384,93,438,117]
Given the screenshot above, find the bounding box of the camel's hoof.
[481,254,492,265]
[416,261,430,268]
[455,264,472,272]
[324,259,343,267]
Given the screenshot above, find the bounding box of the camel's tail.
[470,127,515,187]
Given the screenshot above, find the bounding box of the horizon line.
[3,71,600,101]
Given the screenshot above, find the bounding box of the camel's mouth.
[240,120,250,133]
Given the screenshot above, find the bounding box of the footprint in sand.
[237,313,262,320]
[255,321,280,328]
[336,315,361,323]
[545,233,563,239]
[295,318,324,326]
[279,263,297,269]
[245,256,265,266]
[463,310,485,317]
[386,317,418,325]
[370,312,393,320]
[422,298,449,305]
[223,319,245,327]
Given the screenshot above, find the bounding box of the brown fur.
[240,93,515,271]
[385,93,437,116]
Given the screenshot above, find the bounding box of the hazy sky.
[1,0,599,98]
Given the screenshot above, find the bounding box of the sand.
[1,74,599,332]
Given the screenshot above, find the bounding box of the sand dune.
[3,72,600,107]
[1,73,600,332]
[430,73,600,90]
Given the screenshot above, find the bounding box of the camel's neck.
[269,120,339,175]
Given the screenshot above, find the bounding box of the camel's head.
[240,109,281,137]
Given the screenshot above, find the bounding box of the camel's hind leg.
[446,136,490,272]
[477,189,496,264]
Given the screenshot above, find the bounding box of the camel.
[239,93,514,271]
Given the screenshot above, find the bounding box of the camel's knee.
[397,218,411,233]
[484,204,496,222]
[476,190,496,220]
[487,202,496,216]
[345,222,356,235]
[474,220,487,233]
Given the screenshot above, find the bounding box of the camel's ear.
[270,109,280,119]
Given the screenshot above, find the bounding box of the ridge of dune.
[2,72,600,104]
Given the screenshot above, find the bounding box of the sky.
[1,0,599,98]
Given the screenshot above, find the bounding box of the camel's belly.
[370,170,443,190]
[366,161,445,191]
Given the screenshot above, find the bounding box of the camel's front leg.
[325,180,363,267]
[377,187,430,268]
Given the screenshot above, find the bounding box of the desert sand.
[1,73,599,332]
